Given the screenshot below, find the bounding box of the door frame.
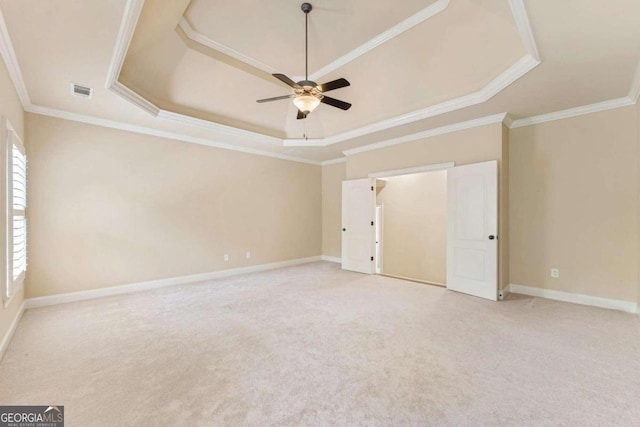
[375,204,384,274]
[367,162,454,179]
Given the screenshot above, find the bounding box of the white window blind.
[12,144,27,281]
[2,118,27,302]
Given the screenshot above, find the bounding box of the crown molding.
[308,0,450,82]
[628,60,640,103]
[25,104,321,166]
[510,97,635,129]
[178,18,279,75]
[0,6,30,107]
[105,0,144,90]
[107,0,538,149]
[287,54,539,148]
[110,81,160,116]
[157,110,281,145]
[508,0,540,62]
[179,0,450,83]
[320,157,346,166]
[342,113,508,156]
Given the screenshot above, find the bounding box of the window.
[2,118,26,302]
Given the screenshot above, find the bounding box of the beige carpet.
[1,261,639,426]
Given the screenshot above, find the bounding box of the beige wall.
[377,171,447,284]
[345,123,509,290]
[510,106,639,303]
[25,114,321,298]
[321,161,346,258]
[0,54,25,350]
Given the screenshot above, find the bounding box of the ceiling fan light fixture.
[293,94,320,114]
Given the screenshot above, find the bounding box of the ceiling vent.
[71,83,92,99]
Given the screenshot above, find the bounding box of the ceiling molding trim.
[320,157,346,166]
[25,104,321,166]
[109,0,538,149]
[510,97,635,129]
[308,0,450,81]
[178,18,280,75]
[179,1,450,82]
[342,113,508,156]
[287,54,538,148]
[628,60,640,103]
[502,114,514,128]
[105,0,144,90]
[482,54,539,98]
[157,110,282,145]
[0,6,31,107]
[110,81,160,116]
[508,0,540,61]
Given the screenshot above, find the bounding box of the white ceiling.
[0,0,639,163]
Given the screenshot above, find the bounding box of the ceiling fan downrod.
[302,2,312,82]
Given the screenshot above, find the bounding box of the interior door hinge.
[371,256,374,261]
[371,186,374,191]
[371,221,374,226]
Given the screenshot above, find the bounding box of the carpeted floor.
[1,261,639,426]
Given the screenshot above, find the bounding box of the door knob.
[342,228,346,231]
[488,235,496,240]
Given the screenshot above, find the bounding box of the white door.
[446,160,498,300]
[342,178,376,274]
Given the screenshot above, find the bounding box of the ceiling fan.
[256,2,352,120]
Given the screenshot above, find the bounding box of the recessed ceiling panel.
[183,0,439,76]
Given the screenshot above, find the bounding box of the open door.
[342,178,375,274]
[446,160,498,300]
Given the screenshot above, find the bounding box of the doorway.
[341,160,499,301]
[375,170,447,286]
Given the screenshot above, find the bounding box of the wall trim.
[344,113,508,156]
[0,6,30,107]
[320,157,346,166]
[0,300,25,362]
[508,283,639,314]
[510,97,635,129]
[25,256,323,309]
[24,104,321,166]
[320,255,341,263]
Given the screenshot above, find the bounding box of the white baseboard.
[508,284,638,314]
[321,255,341,264]
[0,300,25,362]
[25,256,322,309]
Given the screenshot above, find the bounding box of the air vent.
[71,83,92,98]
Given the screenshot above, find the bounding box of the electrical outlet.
[550,268,560,278]
[224,254,229,262]
[246,252,251,259]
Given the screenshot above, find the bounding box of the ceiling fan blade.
[320,95,352,110]
[273,73,301,89]
[296,110,308,120]
[318,78,350,93]
[256,94,295,103]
